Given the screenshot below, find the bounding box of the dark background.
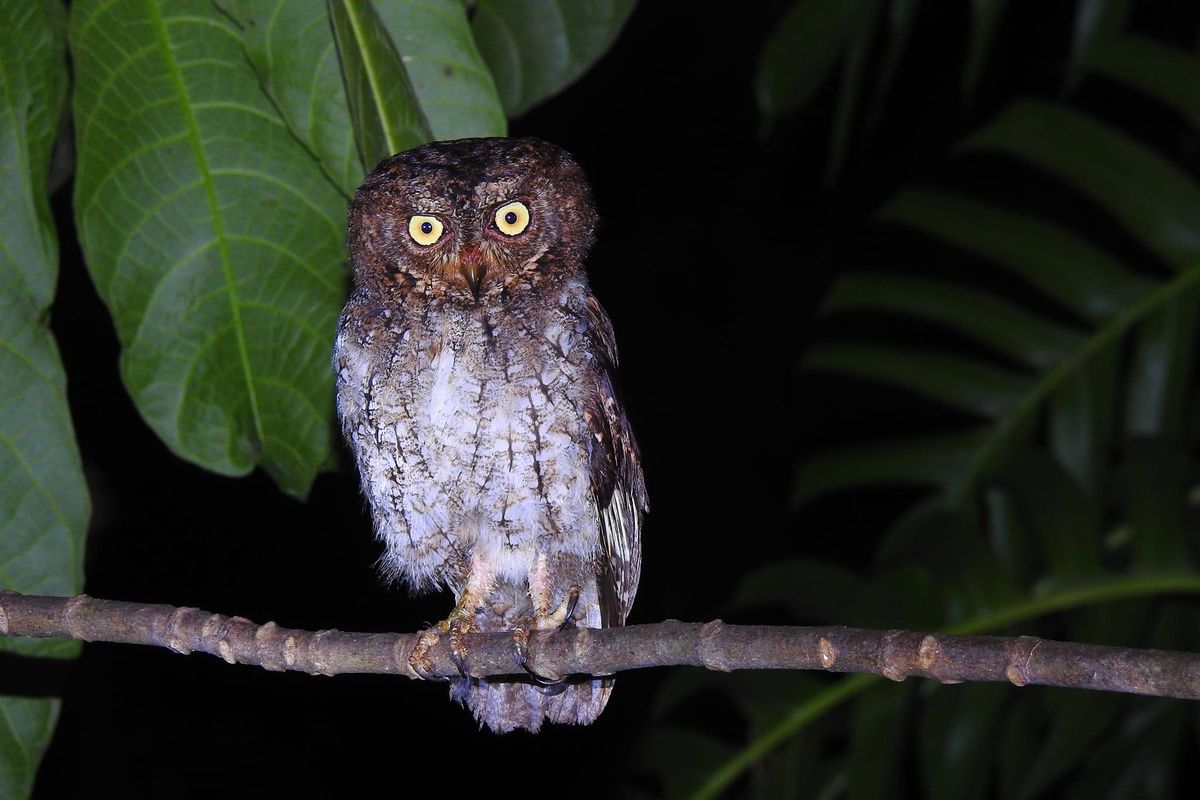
[33,2,1200,797]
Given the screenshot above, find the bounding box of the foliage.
[0,1,87,796]
[634,2,1200,798]
[0,0,631,793]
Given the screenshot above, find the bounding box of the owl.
[333,137,647,733]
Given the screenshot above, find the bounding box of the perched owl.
[334,138,647,733]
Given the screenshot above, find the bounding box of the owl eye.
[494,201,530,236]
[408,215,444,246]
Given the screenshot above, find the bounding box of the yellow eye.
[408,215,444,246]
[494,201,530,236]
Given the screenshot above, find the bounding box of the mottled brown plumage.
[334,138,646,732]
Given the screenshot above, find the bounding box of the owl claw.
[408,615,478,681]
[510,624,564,689]
[408,629,449,682]
[510,587,580,688]
[557,587,581,630]
[446,616,477,679]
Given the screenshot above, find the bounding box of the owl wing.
[583,295,648,628]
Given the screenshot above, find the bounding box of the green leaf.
[984,487,1033,583]
[791,429,991,509]
[221,0,501,196]
[0,0,88,795]
[1048,336,1118,496]
[471,0,635,118]
[803,343,1033,419]
[881,189,1153,323]
[218,0,363,195]
[328,0,432,171]
[861,182,1200,507]
[754,0,875,124]
[874,504,1018,623]
[374,0,506,140]
[963,101,1200,270]
[1003,454,1103,582]
[823,274,1084,370]
[1068,0,1133,87]
[1125,288,1200,437]
[1083,36,1200,135]
[963,0,1010,99]
[70,0,350,497]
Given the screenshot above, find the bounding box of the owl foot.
[510,587,582,690]
[408,607,479,681]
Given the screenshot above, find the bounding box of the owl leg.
[409,555,495,680]
[511,553,583,686]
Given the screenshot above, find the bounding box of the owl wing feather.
[583,295,647,627]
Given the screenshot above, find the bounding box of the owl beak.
[460,262,484,300]
[458,248,486,300]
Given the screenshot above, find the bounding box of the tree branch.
[1,590,1197,698]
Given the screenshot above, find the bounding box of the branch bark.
[1,590,1197,699]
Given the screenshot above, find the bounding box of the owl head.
[347,137,597,302]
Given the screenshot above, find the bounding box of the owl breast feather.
[335,281,604,592]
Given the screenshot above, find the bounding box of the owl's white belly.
[345,315,600,591]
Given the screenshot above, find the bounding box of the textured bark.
[2,591,1198,699]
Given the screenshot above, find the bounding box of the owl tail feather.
[448,584,613,733]
[452,673,613,733]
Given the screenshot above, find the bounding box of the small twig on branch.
[1,590,1197,699]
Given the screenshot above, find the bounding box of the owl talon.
[447,617,477,679]
[408,629,449,682]
[557,587,581,630]
[511,621,564,686]
[408,612,479,680]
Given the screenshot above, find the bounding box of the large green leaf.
[880,189,1152,323]
[824,273,1083,371]
[70,0,350,497]
[327,0,431,171]
[804,179,1200,508]
[963,101,1200,270]
[373,1,505,140]
[803,343,1033,419]
[471,0,635,118]
[0,0,88,795]
[791,429,992,509]
[220,0,503,195]
[218,0,363,194]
